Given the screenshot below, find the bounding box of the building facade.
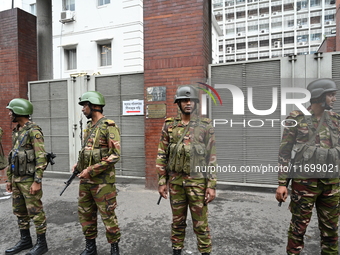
[0,0,143,79]
[213,0,337,63]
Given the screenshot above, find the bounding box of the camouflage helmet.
[6,98,33,115]
[307,78,338,99]
[174,85,199,104]
[79,91,105,106]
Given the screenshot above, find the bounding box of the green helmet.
[6,98,33,115]
[174,86,199,103]
[79,91,105,106]
[307,78,338,99]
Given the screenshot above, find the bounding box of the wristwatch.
[34,177,42,184]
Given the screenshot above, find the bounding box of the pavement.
[0,172,325,255]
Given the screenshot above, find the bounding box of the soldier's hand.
[205,188,216,204]
[79,169,90,179]
[158,185,168,199]
[72,163,77,172]
[30,182,42,195]
[275,186,288,203]
[6,182,12,193]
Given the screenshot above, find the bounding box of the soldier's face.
[82,103,92,119]
[9,110,17,123]
[325,91,336,109]
[179,99,195,115]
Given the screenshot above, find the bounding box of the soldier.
[275,78,340,255]
[157,85,217,255]
[74,91,121,255]
[5,98,48,255]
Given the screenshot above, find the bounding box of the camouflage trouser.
[287,180,340,255]
[12,181,47,234]
[169,183,211,253]
[78,183,121,243]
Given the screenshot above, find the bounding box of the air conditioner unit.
[298,42,307,46]
[227,19,232,22]
[237,32,243,36]
[260,29,267,33]
[260,14,266,17]
[325,21,334,25]
[226,47,233,53]
[60,11,75,23]
[272,12,278,15]
[249,16,253,19]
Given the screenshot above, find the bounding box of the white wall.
[52,0,143,79]
[0,0,35,13]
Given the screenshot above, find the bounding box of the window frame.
[65,48,77,70]
[98,0,111,7]
[63,0,75,11]
[99,43,112,67]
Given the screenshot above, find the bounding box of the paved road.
[0,173,324,255]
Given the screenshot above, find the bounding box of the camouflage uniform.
[7,121,48,235]
[279,109,340,255]
[77,117,121,243]
[156,116,217,253]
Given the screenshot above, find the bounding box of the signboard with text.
[122,100,144,115]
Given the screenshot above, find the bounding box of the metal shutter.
[95,73,145,177]
[29,80,69,173]
[211,60,281,186]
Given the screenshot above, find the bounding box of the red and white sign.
[122,100,144,115]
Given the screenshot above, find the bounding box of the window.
[65,49,77,70]
[236,27,245,33]
[284,36,294,44]
[100,44,112,66]
[63,0,75,11]
[297,18,308,26]
[297,35,308,43]
[287,20,294,27]
[310,0,321,7]
[297,1,308,11]
[325,14,335,22]
[272,21,282,29]
[98,0,111,6]
[311,33,321,41]
[30,4,36,15]
[248,25,258,32]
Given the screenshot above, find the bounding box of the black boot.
[5,229,33,255]
[26,233,48,255]
[173,249,182,255]
[80,238,97,255]
[111,242,120,255]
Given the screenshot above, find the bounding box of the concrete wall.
[0,8,37,182]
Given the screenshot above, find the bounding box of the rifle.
[278,150,296,207]
[46,152,56,166]
[157,195,162,205]
[59,169,80,196]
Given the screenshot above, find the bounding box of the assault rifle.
[157,195,162,205]
[59,169,80,196]
[278,150,296,207]
[46,152,56,166]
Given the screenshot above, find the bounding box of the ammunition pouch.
[78,147,109,172]
[292,143,340,178]
[10,149,35,176]
[167,142,206,174]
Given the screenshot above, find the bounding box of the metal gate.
[210,52,340,187]
[210,60,281,186]
[28,72,145,177]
